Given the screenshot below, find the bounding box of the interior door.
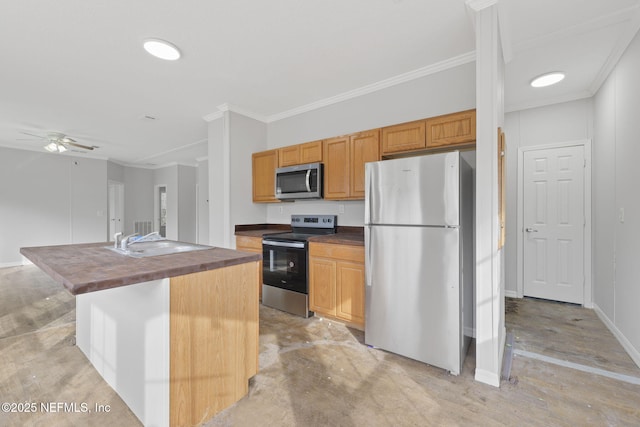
[523,145,585,304]
[108,182,124,241]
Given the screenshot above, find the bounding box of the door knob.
[525,228,538,233]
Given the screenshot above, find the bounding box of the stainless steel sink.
[105,240,212,258]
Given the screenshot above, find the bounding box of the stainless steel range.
[262,214,337,317]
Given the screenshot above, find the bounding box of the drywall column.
[468,0,505,387]
[207,114,230,248]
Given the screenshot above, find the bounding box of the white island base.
[76,263,259,427]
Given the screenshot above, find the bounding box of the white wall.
[503,99,593,296]
[152,164,198,242]
[0,147,107,266]
[123,166,154,235]
[177,165,197,243]
[229,112,269,233]
[593,29,640,365]
[265,62,476,226]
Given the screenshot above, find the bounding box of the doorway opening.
[157,185,167,238]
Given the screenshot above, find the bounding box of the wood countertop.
[20,242,260,296]
[234,224,364,246]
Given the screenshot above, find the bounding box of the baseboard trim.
[0,261,23,268]
[593,303,640,369]
[504,290,518,298]
[475,368,500,387]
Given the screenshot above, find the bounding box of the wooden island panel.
[170,262,259,426]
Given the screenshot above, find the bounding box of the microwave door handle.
[305,169,311,192]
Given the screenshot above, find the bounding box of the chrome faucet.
[114,232,123,249]
[120,233,139,250]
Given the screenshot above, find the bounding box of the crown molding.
[203,52,476,124]
[267,51,476,123]
[465,0,498,13]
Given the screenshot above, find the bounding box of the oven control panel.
[291,214,337,229]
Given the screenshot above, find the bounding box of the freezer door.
[365,152,459,226]
[365,224,462,374]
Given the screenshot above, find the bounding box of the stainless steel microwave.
[275,162,323,200]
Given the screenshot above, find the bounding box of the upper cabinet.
[324,129,380,200]
[278,140,323,167]
[426,109,476,149]
[381,120,425,155]
[381,109,476,156]
[250,109,474,203]
[252,149,279,203]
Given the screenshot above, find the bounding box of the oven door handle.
[262,240,306,249]
[305,169,311,192]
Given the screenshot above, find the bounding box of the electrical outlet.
[279,206,284,214]
[619,207,625,223]
[338,204,345,214]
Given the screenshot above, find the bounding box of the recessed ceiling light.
[143,39,181,61]
[531,72,565,88]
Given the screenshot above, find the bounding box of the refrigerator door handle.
[365,226,372,287]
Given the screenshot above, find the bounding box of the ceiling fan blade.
[65,141,94,150]
[20,131,46,139]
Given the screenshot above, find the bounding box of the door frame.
[107,180,125,241]
[154,184,168,237]
[516,139,592,308]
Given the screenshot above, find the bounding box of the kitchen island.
[20,242,260,427]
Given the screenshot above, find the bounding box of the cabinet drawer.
[309,242,364,263]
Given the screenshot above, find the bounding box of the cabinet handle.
[525,228,538,233]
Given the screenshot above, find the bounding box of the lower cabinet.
[309,242,365,330]
[236,235,263,300]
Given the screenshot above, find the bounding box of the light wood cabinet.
[278,140,323,167]
[381,120,426,155]
[323,136,350,199]
[309,242,365,329]
[426,109,476,149]
[252,149,279,203]
[236,235,264,300]
[323,130,380,200]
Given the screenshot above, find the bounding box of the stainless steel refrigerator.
[364,151,473,375]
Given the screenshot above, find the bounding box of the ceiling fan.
[20,131,97,153]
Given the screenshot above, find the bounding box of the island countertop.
[20,241,261,295]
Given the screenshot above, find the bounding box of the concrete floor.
[2,265,640,426]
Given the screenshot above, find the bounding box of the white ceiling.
[1,0,638,166]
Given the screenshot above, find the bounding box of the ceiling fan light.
[57,143,67,153]
[143,39,181,61]
[44,142,58,152]
[531,72,565,88]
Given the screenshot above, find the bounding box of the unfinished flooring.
[2,265,639,426]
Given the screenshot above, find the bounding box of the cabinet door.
[350,130,380,199]
[236,236,264,300]
[336,261,365,326]
[381,120,426,155]
[323,136,350,199]
[309,257,336,316]
[426,109,476,148]
[252,150,279,203]
[278,145,300,167]
[300,140,323,164]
